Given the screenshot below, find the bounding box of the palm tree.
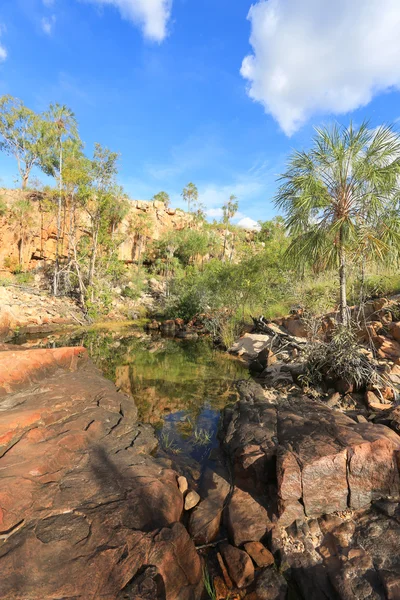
[46,103,77,295]
[275,122,400,325]
[181,182,198,213]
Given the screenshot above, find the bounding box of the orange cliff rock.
[0,188,194,271]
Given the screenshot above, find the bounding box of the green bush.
[15,272,34,285]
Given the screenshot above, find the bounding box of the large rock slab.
[0,348,203,600]
[222,386,400,523]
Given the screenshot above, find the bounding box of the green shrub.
[15,272,34,285]
[302,325,385,390]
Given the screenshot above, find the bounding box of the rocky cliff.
[0,188,194,272]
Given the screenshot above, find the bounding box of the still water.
[13,327,248,477]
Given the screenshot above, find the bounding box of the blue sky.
[1,0,400,228]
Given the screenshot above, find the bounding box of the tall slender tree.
[222,194,238,260]
[45,103,78,296]
[181,182,198,213]
[0,95,50,189]
[275,122,400,324]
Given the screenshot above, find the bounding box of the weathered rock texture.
[222,382,400,525]
[221,381,400,599]
[0,189,193,271]
[0,347,203,600]
[0,285,86,340]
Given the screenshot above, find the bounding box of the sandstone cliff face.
[0,189,193,271]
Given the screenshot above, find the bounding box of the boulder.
[388,321,400,343]
[177,475,188,494]
[282,316,308,338]
[229,334,272,362]
[184,490,201,510]
[219,543,255,589]
[374,335,400,360]
[189,467,231,545]
[222,388,400,523]
[244,542,274,568]
[226,487,273,547]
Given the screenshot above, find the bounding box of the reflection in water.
[13,328,248,476]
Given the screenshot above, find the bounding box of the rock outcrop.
[0,346,203,600]
[0,189,194,272]
[219,380,400,599]
[222,385,400,524]
[0,285,86,340]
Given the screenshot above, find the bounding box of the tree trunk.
[53,137,63,296]
[21,172,29,190]
[339,230,348,325]
[88,222,99,291]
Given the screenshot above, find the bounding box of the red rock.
[244,542,274,567]
[217,551,234,589]
[388,322,400,342]
[0,350,203,600]
[219,543,255,589]
[226,487,272,547]
[282,316,308,338]
[365,390,387,411]
[189,467,230,544]
[374,335,400,360]
[0,346,85,395]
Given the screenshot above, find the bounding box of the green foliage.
[302,325,386,390]
[15,271,34,285]
[0,95,54,188]
[0,196,7,216]
[276,121,400,323]
[181,182,198,213]
[0,275,13,286]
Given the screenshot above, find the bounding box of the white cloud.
[0,44,6,62]
[237,217,261,231]
[241,0,400,135]
[43,0,55,6]
[86,0,172,42]
[207,208,223,218]
[41,15,56,35]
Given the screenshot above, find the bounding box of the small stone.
[356,415,368,423]
[365,390,387,411]
[326,392,341,408]
[184,490,200,510]
[177,476,188,494]
[244,542,274,568]
[219,543,254,589]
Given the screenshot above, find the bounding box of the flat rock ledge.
[0,347,203,600]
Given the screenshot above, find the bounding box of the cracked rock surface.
[0,347,203,600]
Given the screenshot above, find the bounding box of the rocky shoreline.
[2,309,400,599]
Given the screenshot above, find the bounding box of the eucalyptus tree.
[45,103,78,295]
[275,122,400,324]
[181,182,198,213]
[222,194,239,260]
[0,95,49,189]
[80,143,122,292]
